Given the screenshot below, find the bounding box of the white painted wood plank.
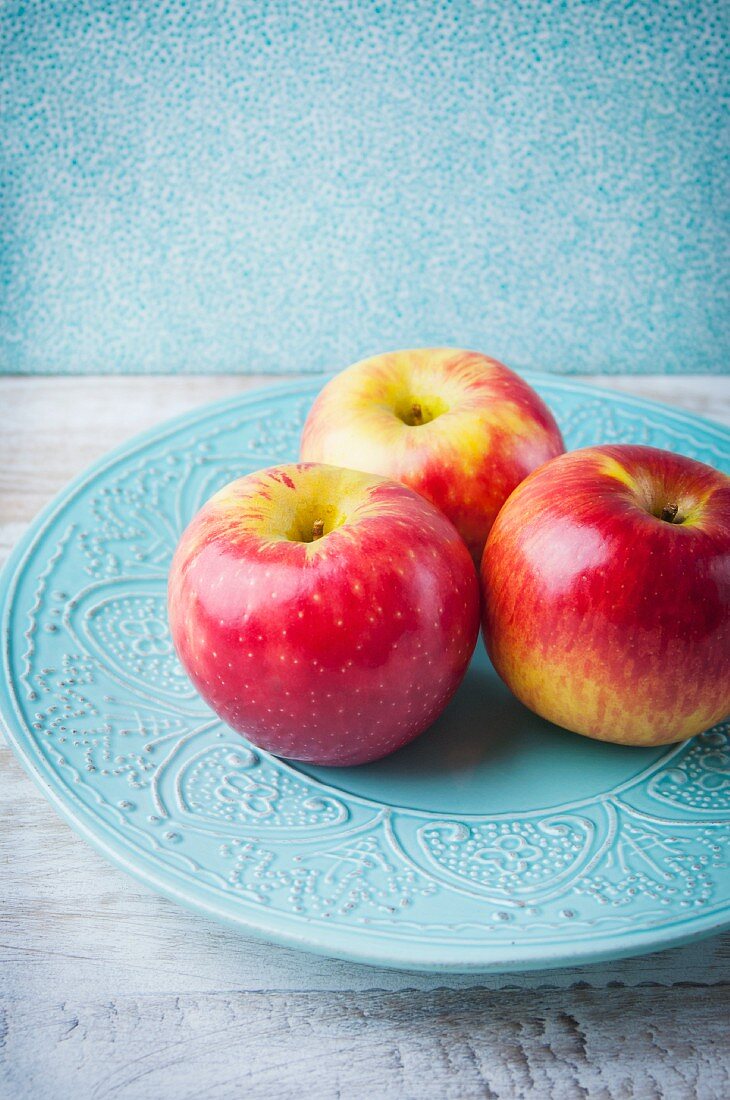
[588,374,730,423]
[2,986,728,1100]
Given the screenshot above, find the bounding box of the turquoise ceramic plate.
[2,375,729,972]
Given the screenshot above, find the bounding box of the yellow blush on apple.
[300,348,565,566]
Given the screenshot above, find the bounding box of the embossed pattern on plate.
[1,375,729,971]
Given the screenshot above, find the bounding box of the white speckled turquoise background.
[1,0,727,375]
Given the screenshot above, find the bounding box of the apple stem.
[660,503,679,523]
[411,402,423,425]
[312,519,325,540]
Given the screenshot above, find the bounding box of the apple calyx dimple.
[394,393,449,427]
[659,502,681,524]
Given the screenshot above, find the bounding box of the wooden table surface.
[2,374,729,1100]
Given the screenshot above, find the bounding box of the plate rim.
[2,370,729,972]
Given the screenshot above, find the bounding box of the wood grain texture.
[1,374,729,1099]
[2,987,729,1100]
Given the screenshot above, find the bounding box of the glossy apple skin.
[169,463,480,766]
[482,445,730,745]
[299,348,564,566]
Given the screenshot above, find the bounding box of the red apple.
[168,462,480,765]
[300,347,565,565]
[482,444,730,745]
